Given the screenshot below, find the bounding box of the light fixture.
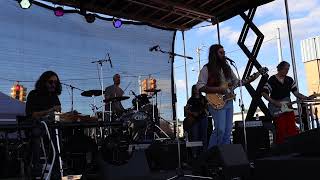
[54,6,64,17]
[85,13,95,23]
[19,0,32,9]
[113,18,122,28]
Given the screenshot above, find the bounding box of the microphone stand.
[228,59,248,152]
[155,46,193,61]
[150,46,211,180]
[92,57,112,137]
[61,82,85,112]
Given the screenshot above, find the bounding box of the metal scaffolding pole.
[284,0,303,131]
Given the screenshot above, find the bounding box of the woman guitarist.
[261,61,315,144]
[196,44,239,148]
[184,85,208,157]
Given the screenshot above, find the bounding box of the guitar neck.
[230,72,260,91]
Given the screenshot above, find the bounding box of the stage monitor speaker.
[193,144,250,179]
[106,149,150,180]
[144,139,187,171]
[282,128,320,156]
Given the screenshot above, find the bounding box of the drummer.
[105,74,125,114]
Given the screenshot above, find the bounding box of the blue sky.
[174,0,320,121]
[1,0,319,122]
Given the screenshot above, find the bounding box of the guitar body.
[206,67,268,110]
[268,97,293,117]
[207,93,235,109]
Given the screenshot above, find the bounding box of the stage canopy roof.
[43,0,274,30]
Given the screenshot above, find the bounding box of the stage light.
[54,6,64,17]
[113,18,122,28]
[85,13,95,23]
[19,0,31,9]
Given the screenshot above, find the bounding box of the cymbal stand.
[91,55,112,137]
[150,90,169,139]
[109,100,113,135]
[90,95,98,116]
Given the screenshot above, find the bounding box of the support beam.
[237,8,272,121]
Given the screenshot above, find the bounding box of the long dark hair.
[35,71,62,95]
[206,44,232,85]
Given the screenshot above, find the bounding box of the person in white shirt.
[196,44,238,148]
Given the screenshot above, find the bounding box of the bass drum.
[119,110,150,142]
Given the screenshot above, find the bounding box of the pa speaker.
[276,128,320,156]
[193,144,250,178]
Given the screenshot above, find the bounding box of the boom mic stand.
[227,58,248,152]
[152,45,193,60]
[61,83,85,112]
[149,45,212,179]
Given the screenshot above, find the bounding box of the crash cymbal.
[81,90,103,97]
[144,89,161,93]
[104,96,130,102]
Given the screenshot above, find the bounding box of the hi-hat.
[144,89,161,93]
[104,96,130,102]
[81,90,103,97]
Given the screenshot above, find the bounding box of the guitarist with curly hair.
[196,44,239,148]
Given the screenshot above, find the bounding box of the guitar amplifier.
[233,120,274,159]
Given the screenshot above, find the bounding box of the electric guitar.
[268,93,320,117]
[207,67,268,109]
[183,101,208,131]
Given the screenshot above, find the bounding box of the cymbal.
[105,96,130,102]
[144,89,161,93]
[81,90,102,97]
[137,94,152,99]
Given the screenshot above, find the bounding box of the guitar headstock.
[242,67,268,84]
[258,67,269,76]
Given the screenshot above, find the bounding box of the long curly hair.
[35,71,62,95]
[206,44,232,85]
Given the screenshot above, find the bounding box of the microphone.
[107,53,113,68]
[91,59,108,63]
[131,90,137,97]
[225,56,235,64]
[149,45,159,52]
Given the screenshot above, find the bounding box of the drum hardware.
[91,54,113,138]
[144,89,168,139]
[104,96,130,135]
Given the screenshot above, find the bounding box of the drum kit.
[58,87,166,166]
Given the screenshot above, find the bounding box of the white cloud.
[257,0,319,17]
[175,79,186,91]
[218,5,320,49]
[196,25,216,35]
[220,26,240,44]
